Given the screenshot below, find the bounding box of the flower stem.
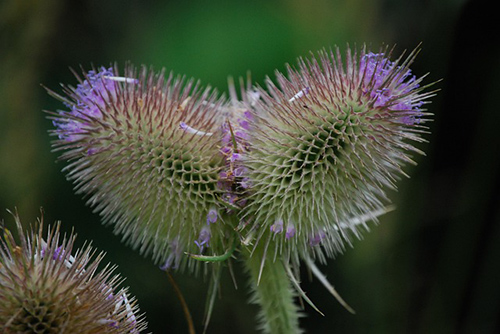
[165,270,196,334]
[243,245,302,334]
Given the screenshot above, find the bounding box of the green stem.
[243,245,302,334]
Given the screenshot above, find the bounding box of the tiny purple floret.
[195,226,211,252]
[233,166,247,178]
[55,67,116,141]
[52,246,64,261]
[222,193,238,205]
[270,219,284,234]
[206,208,218,224]
[285,225,296,239]
[220,146,232,155]
[309,230,326,246]
[160,239,182,270]
[360,52,422,123]
[238,119,250,130]
[230,153,241,162]
[243,110,253,120]
[239,177,252,189]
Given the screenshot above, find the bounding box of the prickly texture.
[45,47,437,333]
[241,46,434,263]
[0,212,145,333]
[48,66,232,270]
[244,245,302,334]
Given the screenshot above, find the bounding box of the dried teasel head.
[0,210,146,333]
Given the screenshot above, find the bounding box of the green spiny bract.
[0,212,145,333]
[240,46,435,264]
[48,66,234,271]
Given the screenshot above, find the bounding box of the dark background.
[1,0,499,333]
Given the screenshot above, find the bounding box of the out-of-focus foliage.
[1,0,498,333]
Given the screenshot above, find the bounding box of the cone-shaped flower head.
[48,66,232,271]
[240,46,435,262]
[0,212,146,333]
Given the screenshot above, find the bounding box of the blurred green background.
[1,0,499,333]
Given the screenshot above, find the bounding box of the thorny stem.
[243,245,301,334]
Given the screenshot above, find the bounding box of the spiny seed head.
[240,46,435,263]
[47,65,236,271]
[0,211,145,333]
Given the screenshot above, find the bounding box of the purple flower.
[309,230,326,247]
[52,246,64,261]
[220,146,232,155]
[195,226,211,252]
[239,119,250,130]
[206,208,218,224]
[222,193,238,205]
[235,130,249,140]
[233,166,247,178]
[239,177,252,189]
[285,225,296,239]
[360,52,422,123]
[231,153,241,162]
[54,67,117,141]
[270,219,284,234]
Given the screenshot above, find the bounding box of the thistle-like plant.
[242,46,433,262]
[48,67,230,273]
[46,45,436,333]
[0,211,146,333]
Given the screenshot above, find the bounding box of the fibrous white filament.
[335,205,396,231]
[179,122,213,136]
[104,76,139,84]
[288,87,310,102]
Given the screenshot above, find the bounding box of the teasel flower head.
[47,65,235,272]
[240,45,436,264]
[0,211,146,333]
